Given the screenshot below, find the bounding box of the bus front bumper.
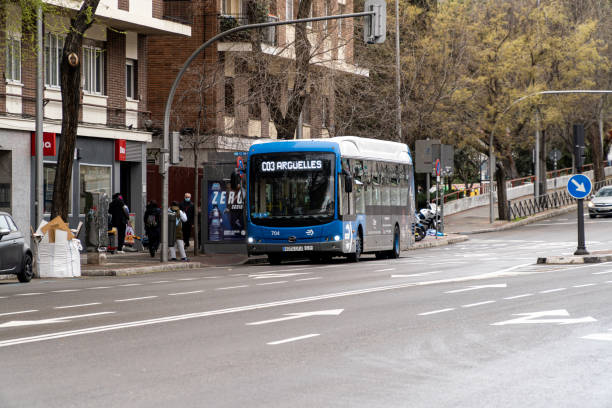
[248,241,344,255]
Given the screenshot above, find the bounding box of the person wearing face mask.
[180,192,195,249]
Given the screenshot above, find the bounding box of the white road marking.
[168,290,204,296]
[0,312,115,328]
[462,300,496,308]
[14,293,43,296]
[202,276,219,279]
[504,294,534,300]
[445,284,507,294]
[247,309,343,326]
[249,272,310,279]
[229,274,248,277]
[267,334,320,345]
[0,310,38,317]
[539,288,566,294]
[178,278,199,281]
[114,296,158,302]
[592,270,612,275]
[573,283,597,288]
[119,284,142,287]
[582,331,612,342]
[492,310,597,326]
[375,268,396,272]
[151,281,171,284]
[296,277,323,281]
[392,271,442,278]
[418,308,455,316]
[86,286,111,290]
[54,303,101,309]
[215,285,249,291]
[256,281,288,286]
[51,289,81,293]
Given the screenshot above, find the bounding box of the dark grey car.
[0,212,34,282]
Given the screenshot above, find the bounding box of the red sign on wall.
[30,132,57,156]
[115,139,126,161]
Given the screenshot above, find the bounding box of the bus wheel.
[268,254,282,265]
[388,226,400,259]
[348,233,362,262]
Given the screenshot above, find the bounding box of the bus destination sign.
[261,160,323,172]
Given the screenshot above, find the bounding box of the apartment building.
[146,0,366,203]
[0,0,190,237]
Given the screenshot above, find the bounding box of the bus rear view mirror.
[345,174,353,193]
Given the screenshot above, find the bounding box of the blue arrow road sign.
[567,174,592,199]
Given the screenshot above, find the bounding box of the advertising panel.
[207,181,245,242]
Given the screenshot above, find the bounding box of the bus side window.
[364,160,372,207]
[354,160,365,214]
[381,164,390,206]
[372,162,380,206]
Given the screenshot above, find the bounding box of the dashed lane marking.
[267,334,320,345]
[418,308,455,316]
[114,296,158,303]
[86,286,111,290]
[256,281,288,286]
[215,285,249,291]
[462,300,496,308]
[119,284,142,287]
[539,288,567,294]
[0,310,38,317]
[296,277,323,281]
[54,303,101,309]
[504,294,534,300]
[14,293,43,296]
[52,289,81,293]
[168,290,204,296]
[151,281,171,284]
[573,283,597,288]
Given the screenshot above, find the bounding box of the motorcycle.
[418,203,440,231]
[414,215,426,242]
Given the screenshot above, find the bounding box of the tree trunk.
[51,0,101,220]
[495,161,510,221]
[193,147,199,256]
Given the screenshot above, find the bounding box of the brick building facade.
[0,1,190,242]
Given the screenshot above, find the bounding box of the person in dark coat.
[144,200,162,257]
[180,193,195,248]
[109,193,129,252]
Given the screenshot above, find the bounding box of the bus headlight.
[334,235,341,241]
[247,237,254,244]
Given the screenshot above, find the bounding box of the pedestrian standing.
[180,193,195,248]
[169,201,188,261]
[109,193,129,253]
[144,200,161,257]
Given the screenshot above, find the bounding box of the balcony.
[218,14,278,46]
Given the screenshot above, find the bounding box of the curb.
[409,234,469,250]
[537,254,612,265]
[449,204,577,235]
[81,262,204,277]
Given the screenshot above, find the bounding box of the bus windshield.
[249,152,336,227]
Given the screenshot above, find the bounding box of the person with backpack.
[144,200,161,257]
[169,201,188,261]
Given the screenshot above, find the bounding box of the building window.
[0,183,10,208]
[83,46,104,95]
[286,0,293,19]
[45,33,64,87]
[6,37,21,82]
[43,163,73,214]
[126,59,137,99]
[79,164,111,213]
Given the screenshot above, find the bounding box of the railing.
[441,163,600,203]
[218,14,278,46]
[507,176,612,221]
[507,190,575,221]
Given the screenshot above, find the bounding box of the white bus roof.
[333,136,412,164]
[252,136,412,164]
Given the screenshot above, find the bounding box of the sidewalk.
[80,251,258,277]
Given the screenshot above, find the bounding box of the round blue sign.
[567,174,592,199]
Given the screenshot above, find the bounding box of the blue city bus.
[246,136,415,264]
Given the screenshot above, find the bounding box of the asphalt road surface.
[1,212,611,407]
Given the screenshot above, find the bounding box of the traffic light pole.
[160,11,379,262]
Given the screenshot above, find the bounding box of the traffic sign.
[567,174,592,199]
[435,159,441,177]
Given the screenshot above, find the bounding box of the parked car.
[0,212,34,282]
[588,186,612,218]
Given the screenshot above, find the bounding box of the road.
[1,212,611,407]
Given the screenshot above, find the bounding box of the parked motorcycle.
[414,216,426,242]
[418,203,440,231]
